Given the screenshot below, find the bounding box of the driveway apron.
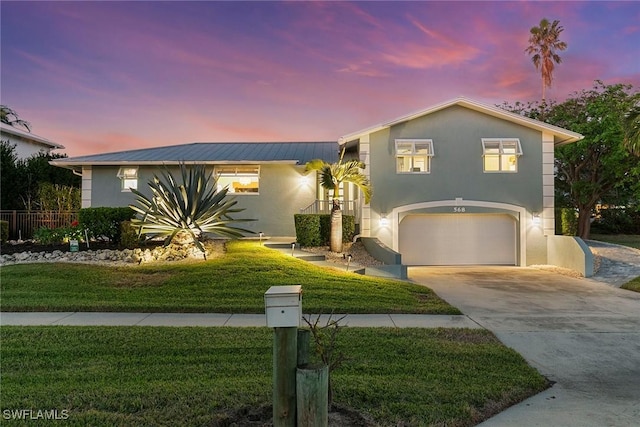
[409,267,640,427]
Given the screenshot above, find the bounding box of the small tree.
[305,148,371,253]
[303,313,348,409]
[129,163,254,254]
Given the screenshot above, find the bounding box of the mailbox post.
[265,285,302,427]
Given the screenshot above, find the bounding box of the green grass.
[590,234,640,250]
[621,276,640,293]
[0,326,548,426]
[0,241,457,314]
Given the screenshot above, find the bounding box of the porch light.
[299,175,310,186]
[379,214,389,227]
[532,212,541,226]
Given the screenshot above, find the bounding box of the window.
[482,138,522,172]
[395,139,434,173]
[117,167,138,191]
[216,166,260,194]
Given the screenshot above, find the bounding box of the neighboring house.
[51,142,338,236]
[0,122,64,159]
[52,97,589,270]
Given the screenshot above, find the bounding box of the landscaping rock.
[0,240,226,266]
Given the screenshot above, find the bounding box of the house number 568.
[453,207,466,213]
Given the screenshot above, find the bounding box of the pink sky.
[2,1,639,157]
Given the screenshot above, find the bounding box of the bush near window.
[1,220,8,242]
[79,207,135,242]
[294,214,355,247]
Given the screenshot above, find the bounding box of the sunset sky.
[2,1,639,157]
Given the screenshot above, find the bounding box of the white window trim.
[117,166,138,192]
[215,165,261,195]
[481,138,523,173]
[395,139,434,174]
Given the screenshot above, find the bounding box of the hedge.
[294,214,355,247]
[0,220,8,243]
[79,207,136,242]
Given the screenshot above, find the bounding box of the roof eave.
[338,97,584,145]
[50,160,301,167]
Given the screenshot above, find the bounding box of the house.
[51,142,338,236]
[0,122,64,159]
[52,97,592,273]
[338,97,587,270]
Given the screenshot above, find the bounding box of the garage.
[398,213,517,265]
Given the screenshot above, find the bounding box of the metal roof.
[52,141,339,167]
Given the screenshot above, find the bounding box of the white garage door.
[399,214,517,265]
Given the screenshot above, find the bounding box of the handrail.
[299,200,358,216]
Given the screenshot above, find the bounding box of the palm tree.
[305,148,371,253]
[623,104,640,155]
[525,18,567,102]
[0,105,31,132]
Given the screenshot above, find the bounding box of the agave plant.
[129,163,253,254]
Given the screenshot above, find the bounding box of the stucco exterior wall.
[547,235,594,277]
[88,164,315,237]
[368,106,543,212]
[365,105,548,265]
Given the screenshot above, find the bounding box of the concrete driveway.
[409,267,640,427]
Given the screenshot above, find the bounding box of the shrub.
[32,223,84,245]
[129,164,253,254]
[1,220,8,243]
[555,208,577,235]
[592,208,640,234]
[79,207,135,242]
[119,220,142,249]
[294,214,355,247]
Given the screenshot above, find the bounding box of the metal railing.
[0,210,79,240]
[299,200,359,218]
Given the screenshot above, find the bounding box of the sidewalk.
[0,311,481,328]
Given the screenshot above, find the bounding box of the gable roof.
[338,97,584,146]
[0,122,65,150]
[51,141,338,168]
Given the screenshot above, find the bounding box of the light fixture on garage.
[532,212,541,226]
[379,213,389,227]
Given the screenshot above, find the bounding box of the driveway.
[409,266,640,427]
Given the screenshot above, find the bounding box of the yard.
[1,326,547,426]
[590,234,640,292]
[0,241,456,314]
[0,240,549,426]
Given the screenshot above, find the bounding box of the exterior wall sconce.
[379,214,389,227]
[299,175,310,186]
[532,213,541,226]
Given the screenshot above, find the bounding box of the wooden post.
[273,327,298,427]
[296,365,329,427]
[297,329,310,367]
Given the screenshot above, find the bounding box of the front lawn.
[621,276,640,293]
[590,234,640,250]
[0,241,457,314]
[0,326,548,426]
